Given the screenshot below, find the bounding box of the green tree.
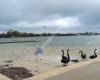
[7,29,14,37]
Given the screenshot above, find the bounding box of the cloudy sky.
[0,0,100,33]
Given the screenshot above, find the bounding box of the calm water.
[0,35,100,59]
[0,35,100,48]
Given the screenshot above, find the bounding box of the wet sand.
[0,67,33,80]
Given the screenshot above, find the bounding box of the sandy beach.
[0,47,99,80]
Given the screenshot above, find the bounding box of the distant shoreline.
[0,29,100,38]
[0,33,100,38]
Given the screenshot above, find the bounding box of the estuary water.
[0,35,100,48]
[0,35,100,58]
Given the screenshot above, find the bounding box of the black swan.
[79,51,86,60]
[71,59,79,62]
[61,49,70,66]
[67,50,79,63]
[89,49,97,59]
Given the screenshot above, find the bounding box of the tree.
[12,31,21,37]
[7,29,14,37]
[6,29,21,37]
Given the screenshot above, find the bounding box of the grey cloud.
[0,0,100,32]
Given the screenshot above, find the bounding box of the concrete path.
[45,61,100,80]
[27,58,100,80]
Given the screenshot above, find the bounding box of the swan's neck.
[67,50,70,60]
[94,50,97,56]
[80,51,83,56]
[62,51,64,56]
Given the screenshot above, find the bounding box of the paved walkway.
[27,58,100,80]
[45,61,100,80]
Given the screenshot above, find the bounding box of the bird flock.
[61,49,98,66]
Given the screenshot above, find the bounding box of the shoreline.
[27,57,100,80]
[0,47,99,80]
